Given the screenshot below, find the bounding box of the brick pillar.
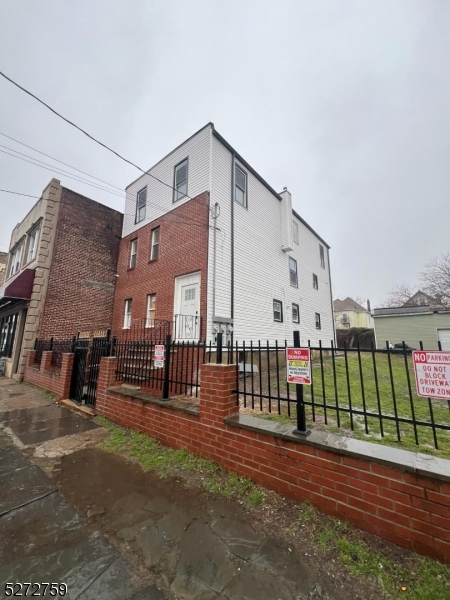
[59,353,74,399]
[96,356,118,415]
[27,350,36,366]
[200,363,238,424]
[41,350,53,371]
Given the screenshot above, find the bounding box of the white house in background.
[113,123,335,346]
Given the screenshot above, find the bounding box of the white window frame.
[292,220,299,244]
[315,312,321,330]
[313,273,318,290]
[146,294,156,328]
[150,227,160,261]
[289,257,298,288]
[135,187,147,223]
[27,227,40,263]
[123,299,132,329]
[273,299,283,322]
[292,303,300,323]
[129,239,137,269]
[235,164,247,207]
[9,243,23,277]
[320,244,325,269]
[174,158,188,202]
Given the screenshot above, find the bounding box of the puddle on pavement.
[0,404,99,446]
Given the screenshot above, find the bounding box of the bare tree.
[381,283,417,308]
[420,252,450,306]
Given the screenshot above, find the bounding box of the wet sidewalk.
[0,378,338,600]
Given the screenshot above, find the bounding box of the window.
[292,220,299,244]
[315,313,321,330]
[150,227,160,261]
[235,164,247,207]
[320,244,325,269]
[289,257,298,287]
[273,299,283,322]
[136,187,147,223]
[174,159,188,201]
[146,294,156,327]
[9,243,23,277]
[123,299,132,329]
[313,274,318,290]
[292,303,300,323]
[129,239,137,268]
[185,288,195,301]
[27,227,39,263]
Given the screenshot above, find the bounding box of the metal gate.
[69,330,111,406]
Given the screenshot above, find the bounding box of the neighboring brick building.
[0,179,122,380]
[0,252,8,287]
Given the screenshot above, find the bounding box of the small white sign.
[412,351,450,399]
[154,359,165,369]
[154,349,165,357]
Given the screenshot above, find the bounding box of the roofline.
[125,122,215,190]
[213,130,330,249]
[62,186,123,214]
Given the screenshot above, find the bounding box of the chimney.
[367,299,371,312]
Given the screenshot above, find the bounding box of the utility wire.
[0,132,124,191]
[0,70,200,201]
[0,150,212,229]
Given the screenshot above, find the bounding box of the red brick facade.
[39,187,123,339]
[111,193,210,339]
[24,350,74,400]
[96,360,450,564]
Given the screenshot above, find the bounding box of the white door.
[174,273,200,340]
[437,329,450,350]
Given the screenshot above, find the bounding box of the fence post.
[216,332,223,364]
[293,330,311,437]
[71,336,77,353]
[49,337,54,351]
[162,334,172,400]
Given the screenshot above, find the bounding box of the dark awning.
[0,269,35,308]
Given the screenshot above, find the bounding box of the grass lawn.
[241,352,450,459]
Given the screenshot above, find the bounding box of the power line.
[0,188,212,236]
[0,132,124,191]
[0,70,200,202]
[0,149,212,229]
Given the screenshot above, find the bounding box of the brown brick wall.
[39,188,123,339]
[97,360,450,564]
[24,350,74,400]
[111,193,209,339]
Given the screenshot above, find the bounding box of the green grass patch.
[247,353,450,459]
[314,520,450,599]
[95,417,266,507]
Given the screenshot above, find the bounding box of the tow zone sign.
[412,351,450,399]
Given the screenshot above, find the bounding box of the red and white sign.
[154,344,165,368]
[412,351,450,399]
[286,348,311,385]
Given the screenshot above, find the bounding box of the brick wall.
[39,187,123,339]
[111,193,209,339]
[96,359,450,564]
[24,350,74,400]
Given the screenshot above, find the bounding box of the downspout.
[327,247,336,345]
[212,202,219,319]
[231,152,235,337]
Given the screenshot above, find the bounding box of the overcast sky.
[0,0,449,307]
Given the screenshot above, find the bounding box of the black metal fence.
[34,338,54,365]
[114,336,213,398]
[51,339,73,368]
[234,339,450,452]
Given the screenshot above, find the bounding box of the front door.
[174,273,200,340]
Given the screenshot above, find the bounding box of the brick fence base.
[24,350,74,401]
[96,357,450,564]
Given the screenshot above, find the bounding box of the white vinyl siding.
[123,124,211,237]
[292,220,299,244]
[210,138,334,345]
